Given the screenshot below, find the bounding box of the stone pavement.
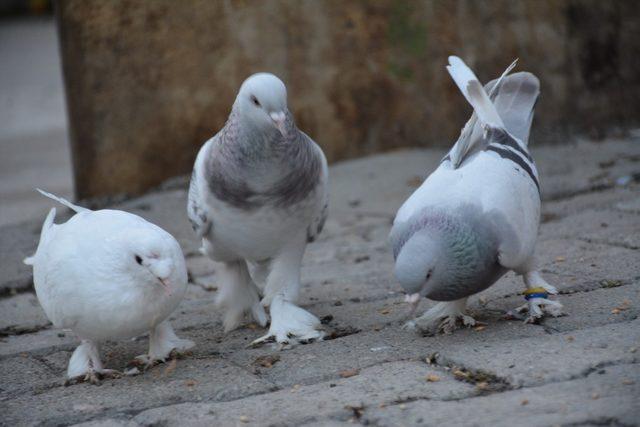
[1,139,639,426]
[0,18,73,227]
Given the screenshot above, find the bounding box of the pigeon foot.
[250,295,324,347]
[407,299,477,335]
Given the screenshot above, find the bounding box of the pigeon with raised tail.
[390,56,563,334]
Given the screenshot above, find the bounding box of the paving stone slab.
[0,221,40,295]
[1,140,639,426]
[540,209,640,249]
[487,280,640,333]
[363,364,640,427]
[1,358,274,426]
[0,355,58,401]
[128,360,476,427]
[431,319,640,389]
[0,292,49,334]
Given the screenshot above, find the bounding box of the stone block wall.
[56,0,640,198]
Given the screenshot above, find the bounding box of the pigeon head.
[112,227,186,296]
[394,228,446,299]
[236,73,289,135]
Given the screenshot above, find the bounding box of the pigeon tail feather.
[36,189,88,213]
[484,72,540,146]
[447,56,505,130]
[24,207,57,265]
[446,56,524,168]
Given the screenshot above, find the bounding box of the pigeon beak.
[269,111,287,136]
[405,293,421,318]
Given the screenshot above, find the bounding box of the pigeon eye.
[135,255,143,265]
[250,95,261,107]
[426,269,433,281]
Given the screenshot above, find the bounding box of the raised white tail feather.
[447,56,505,129]
[36,189,88,213]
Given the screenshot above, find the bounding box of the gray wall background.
[56,0,640,199]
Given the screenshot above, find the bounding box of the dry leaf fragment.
[185,379,198,387]
[612,300,631,314]
[566,336,575,342]
[476,382,489,390]
[521,399,529,406]
[453,369,468,379]
[473,326,486,332]
[379,308,391,315]
[622,379,635,385]
[163,358,177,376]
[426,374,440,382]
[253,354,280,369]
[340,369,360,378]
[555,256,566,262]
[406,176,423,187]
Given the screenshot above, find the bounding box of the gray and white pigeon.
[390,56,563,334]
[188,73,328,345]
[25,190,194,383]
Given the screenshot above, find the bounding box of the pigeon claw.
[65,369,121,386]
[515,296,564,324]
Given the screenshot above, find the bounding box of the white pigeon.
[390,56,563,334]
[24,190,194,383]
[188,73,328,346]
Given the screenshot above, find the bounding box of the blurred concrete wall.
[57,0,640,199]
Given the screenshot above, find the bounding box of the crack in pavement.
[577,237,639,251]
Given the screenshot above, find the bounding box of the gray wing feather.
[307,200,327,243]
[187,168,211,239]
[306,142,329,243]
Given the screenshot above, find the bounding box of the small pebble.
[339,369,359,378]
[426,374,440,382]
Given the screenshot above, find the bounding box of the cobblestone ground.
[1,139,639,427]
